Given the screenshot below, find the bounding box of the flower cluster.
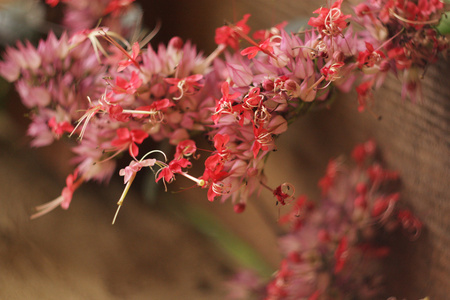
[0,0,447,222]
[227,141,422,300]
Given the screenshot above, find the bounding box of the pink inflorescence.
[227,141,422,300]
[0,0,446,220]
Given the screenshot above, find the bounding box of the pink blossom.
[119,159,156,184]
[226,62,253,87]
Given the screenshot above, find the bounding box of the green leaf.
[180,204,274,277]
[437,12,450,35]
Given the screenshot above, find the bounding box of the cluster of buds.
[0,0,446,223]
[227,141,422,300]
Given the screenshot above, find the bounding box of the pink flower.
[31,169,83,219]
[119,159,156,184]
[16,81,51,108]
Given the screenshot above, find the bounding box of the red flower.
[215,14,251,50]
[175,139,197,159]
[351,140,376,165]
[112,71,142,94]
[156,158,192,183]
[308,0,351,36]
[355,80,374,112]
[273,183,295,206]
[252,126,272,158]
[334,236,348,273]
[111,127,148,157]
[104,0,135,17]
[48,117,74,137]
[117,41,140,72]
[387,47,412,70]
[357,42,385,69]
[318,159,339,195]
[212,82,240,124]
[240,38,274,59]
[164,74,203,100]
[320,62,344,81]
[45,0,59,7]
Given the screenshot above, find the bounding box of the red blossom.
[215,14,251,50]
[355,80,374,112]
[320,62,344,81]
[104,0,135,17]
[251,126,272,158]
[357,42,385,69]
[175,139,197,159]
[108,104,131,122]
[240,38,274,59]
[387,47,412,70]
[61,169,82,209]
[318,159,339,195]
[397,209,422,239]
[156,158,192,183]
[308,0,351,36]
[252,21,287,41]
[212,82,240,124]
[117,41,140,72]
[334,236,349,273]
[112,71,142,94]
[351,140,376,165]
[233,203,246,213]
[273,183,295,206]
[371,193,400,218]
[111,127,148,157]
[48,117,74,137]
[45,0,59,7]
[164,74,204,100]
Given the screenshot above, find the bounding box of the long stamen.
[390,9,442,25]
[101,30,141,70]
[307,75,326,93]
[180,172,205,187]
[112,172,136,224]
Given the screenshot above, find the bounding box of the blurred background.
[0,0,449,299]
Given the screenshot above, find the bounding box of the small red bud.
[234,203,246,213]
[169,37,184,50]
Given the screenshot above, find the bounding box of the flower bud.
[169,36,184,50]
[262,79,274,91]
[233,203,246,213]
